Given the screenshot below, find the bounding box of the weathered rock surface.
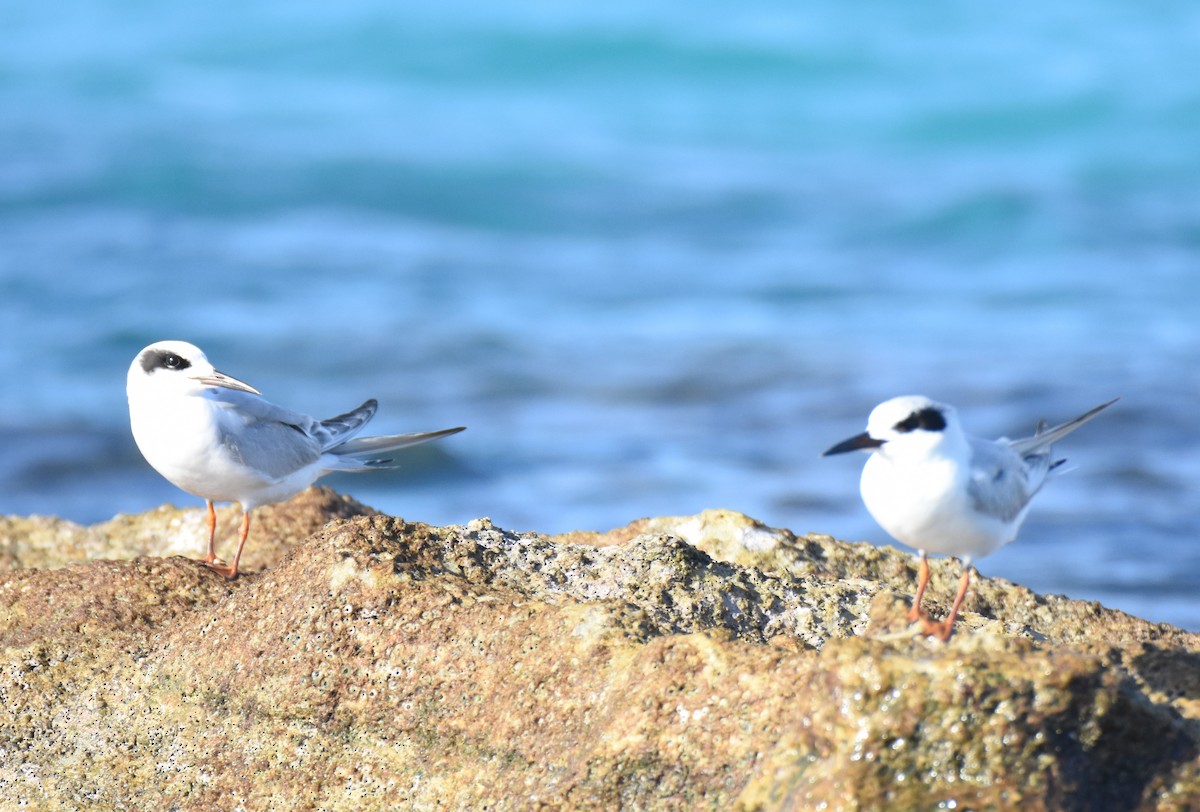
[1,487,1196,810]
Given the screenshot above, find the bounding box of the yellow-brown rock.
[0,488,1196,809]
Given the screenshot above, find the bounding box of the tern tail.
[1008,397,1118,457]
[329,426,466,468]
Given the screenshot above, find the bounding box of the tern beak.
[192,369,262,395]
[822,431,885,457]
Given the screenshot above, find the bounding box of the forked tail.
[1009,397,1118,458]
[330,426,466,468]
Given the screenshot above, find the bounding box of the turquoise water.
[3,3,1199,629]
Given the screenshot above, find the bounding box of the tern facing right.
[823,395,1117,640]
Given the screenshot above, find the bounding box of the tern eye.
[142,349,193,374]
[894,407,946,433]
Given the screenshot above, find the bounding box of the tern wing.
[966,439,1037,523]
[204,389,325,480]
[214,418,324,481]
[969,397,1118,523]
[206,389,376,480]
[205,386,323,433]
[205,388,462,476]
[315,400,379,450]
[208,389,379,450]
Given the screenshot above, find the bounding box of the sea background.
[2,3,1198,629]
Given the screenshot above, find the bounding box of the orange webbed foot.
[913,614,955,641]
[906,605,931,624]
[203,560,240,580]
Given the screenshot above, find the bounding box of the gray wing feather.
[206,390,376,478]
[316,400,379,450]
[968,398,1117,523]
[214,414,323,480]
[207,390,379,450]
[966,439,1039,523]
[206,388,462,475]
[206,387,324,435]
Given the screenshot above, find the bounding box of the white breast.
[128,389,272,503]
[860,451,1015,561]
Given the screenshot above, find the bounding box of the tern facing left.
[127,340,465,579]
[823,395,1117,640]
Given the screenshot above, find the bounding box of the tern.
[127,340,465,579]
[823,395,1116,639]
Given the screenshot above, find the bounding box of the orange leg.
[936,567,973,641]
[917,566,972,641]
[205,510,250,580]
[200,500,226,566]
[906,552,931,623]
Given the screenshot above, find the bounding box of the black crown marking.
[894,406,947,433]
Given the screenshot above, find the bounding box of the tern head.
[127,340,261,400]
[823,395,962,460]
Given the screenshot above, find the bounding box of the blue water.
[3,3,1199,629]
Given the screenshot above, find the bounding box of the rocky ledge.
[1,487,1196,810]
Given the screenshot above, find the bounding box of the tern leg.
[936,567,973,641]
[205,510,250,580]
[199,500,225,566]
[906,551,932,623]
[918,566,972,641]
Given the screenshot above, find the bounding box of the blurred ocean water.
[2,3,1199,628]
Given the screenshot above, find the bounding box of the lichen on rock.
[0,487,1196,809]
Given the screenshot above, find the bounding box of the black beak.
[822,431,885,457]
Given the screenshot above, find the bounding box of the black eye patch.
[141,349,193,374]
[894,406,946,433]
